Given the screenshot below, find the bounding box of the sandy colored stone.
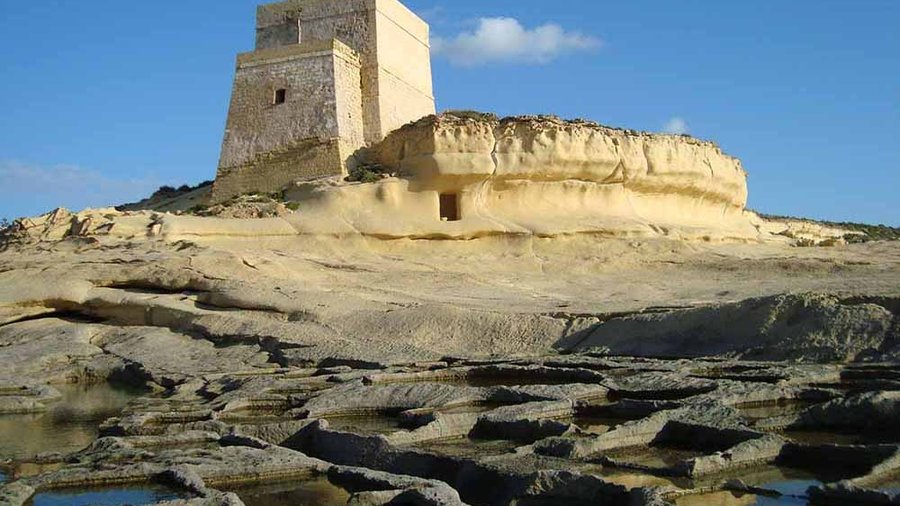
[212,0,435,202]
[1,213,899,369]
[573,292,899,362]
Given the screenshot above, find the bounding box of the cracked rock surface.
[2,355,900,505]
[1,225,899,504]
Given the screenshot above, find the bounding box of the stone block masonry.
[212,0,435,203]
[213,40,363,202]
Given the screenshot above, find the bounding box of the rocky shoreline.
[2,355,900,505]
[1,216,898,505]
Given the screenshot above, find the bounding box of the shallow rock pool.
[0,382,145,461]
[24,484,186,506]
[674,467,825,506]
[221,476,351,506]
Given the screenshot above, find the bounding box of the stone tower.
[212,0,435,203]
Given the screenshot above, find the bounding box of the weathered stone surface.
[95,326,274,388]
[376,114,748,206]
[272,113,775,242]
[608,372,718,400]
[575,292,900,362]
[676,434,787,477]
[0,318,108,385]
[2,175,900,506]
[302,382,482,418]
[794,391,900,430]
[2,351,900,506]
[157,493,245,506]
[3,202,898,365]
[0,481,34,506]
[473,401,577,442]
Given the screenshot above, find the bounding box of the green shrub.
[152,181,214,201]
[756,211,900,243]
[444,110,499,122]
[153,185,177,196]
[347,162,392,183]
[844,233,871,244]
[831,223,900,242]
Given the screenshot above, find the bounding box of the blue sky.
[0,0,897,225]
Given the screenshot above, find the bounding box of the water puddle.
[415,437,520,459]
[675,466,825,506]
[0,382,147,460]
[325,413,405,435]
[604,445,706,469]
[571,413,641,435]
[221,476,351,506]
[740,399,899,445]
[593,468,687,490]
[761,479,821,502]
[459,374,583,388]
[781,429,863,446]
[737,402,815,423]
[25,484,187,506]
[765,425,895,446]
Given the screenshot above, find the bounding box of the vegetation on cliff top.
[346,162,395,184]
[151,181,213,199]
[759,212,900,243]
[397,110,713,146]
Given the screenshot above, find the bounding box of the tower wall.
[213,0,434,202]
[254,0,434,143]
[371,0,434,138]
[212,40,363,202]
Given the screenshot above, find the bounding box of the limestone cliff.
[274,113,762,241]
[373,114,748,209]
[3,115,869,245]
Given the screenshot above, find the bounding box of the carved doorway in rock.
[439,193,460,221]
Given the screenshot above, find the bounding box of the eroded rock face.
[570,293,900,362]
[0,210,898,503]
[275,113,759,241]
[373,114,747,209]
[0,208,157,247]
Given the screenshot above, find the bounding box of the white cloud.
[432,17,602,67]
[0,161,161,219]
[663,117,689,135]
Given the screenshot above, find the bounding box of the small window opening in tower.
[273,88,287,105]
[439,194,460,222]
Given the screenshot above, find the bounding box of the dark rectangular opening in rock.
[439,193,459,221]
[273,88,287,105]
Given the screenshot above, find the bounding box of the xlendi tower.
[212,0,436,202]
